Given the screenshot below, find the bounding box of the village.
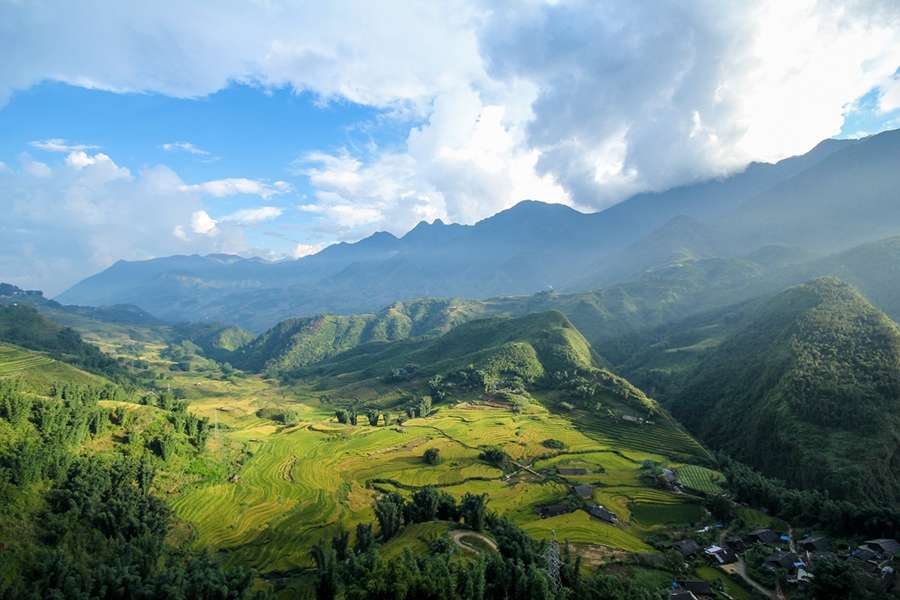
[534,462,899,599]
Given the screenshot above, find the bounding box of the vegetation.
[672,278,900,503]
[0,305,128,381]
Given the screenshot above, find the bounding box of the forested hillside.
[671,278,900,504]
[233,298,486,375]
[0,305,128,381]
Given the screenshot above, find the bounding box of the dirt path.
[449,530,498,554]
[721,558,775,599]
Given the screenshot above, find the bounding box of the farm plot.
[676,464,724,494]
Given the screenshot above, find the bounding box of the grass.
[694,565,752,600]
[166,385,710,574]
[677,464,725,494]
[0,343,106,388]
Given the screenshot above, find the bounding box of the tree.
[423,448,442,465]
[409,487,440,523]
[354,523,375,555]
[374,493,405,540]
[332,527,350,561]
[335,409,350,424]
[310,540,339,600]
[460,493,488,531]
[367,410,381,426]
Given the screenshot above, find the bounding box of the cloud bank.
[2,0,900,290]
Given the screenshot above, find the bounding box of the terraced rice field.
[677,464,725,494]
[165,373,715,577]
[0,343,104,387]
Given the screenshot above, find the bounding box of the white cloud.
[30,138,99,153]
[190,210,218,235]
[880,75,900,113]
[296,85,567,238]
[161,141,211,156]
[0,153,247,294]
[292,242,326,258]
[2,0,900,259]
[179,178,291,199]
[220,206,283,224]
[479,0,900,207]
[20,155,52,178]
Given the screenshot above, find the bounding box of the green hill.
[303,310,593,379]
[0,343,109,389]
[671,278,900,504]
[233,298,486,375]
[0,305,127,380]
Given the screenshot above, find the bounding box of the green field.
[155,366,718,580]
[677,464,725,494]
[0,343,106,387]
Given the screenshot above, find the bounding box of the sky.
[1,0,900,295]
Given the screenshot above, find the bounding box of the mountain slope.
[301,310,598,383]
[0,305,127,380]
[55,133,861,329]
[232,298,487,374]
[671,278,900,504]
[722,128,900,253]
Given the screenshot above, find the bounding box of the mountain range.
[56,128,900,332]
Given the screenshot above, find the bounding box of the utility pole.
[544,529,562,594]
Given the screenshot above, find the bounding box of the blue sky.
[1,1,899,294]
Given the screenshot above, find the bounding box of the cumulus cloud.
[296,85,567,238]
[477,0,900,207]
[20,155,52,178]
[30,138,99,153]
[161,141,212,156]
[292,242,327,258]
[2,0,900,270]
[179,178,291,199]
[0,153,247,295]
[0,1,485,111]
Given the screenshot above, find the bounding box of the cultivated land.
[154,358,717,585]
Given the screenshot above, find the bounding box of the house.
[851,547,880,563]
[586,504,617,523]
[725,536,747,552]
[670,592,699,600]
[862,539,900,559]
[661,468,678,482]
[674,580,713,597]
[745,528,780,545]
[765,551,803,573]
[704,544,737,565]
[672,539,702,558]
[797,536,830,553]
[538,503,574,518]
[557,467,588,476]
[573,484,593,499]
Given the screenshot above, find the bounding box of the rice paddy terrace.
[160,365,720,585]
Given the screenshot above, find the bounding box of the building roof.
[798,536,830,551]
[573,484,593,498]
[670,592,699,600]
[538,503,574,518]
[852,547,880,562]
[747,529,780,544]
[863,539,900,557]
[673,539,701,556]
[557,467,588,476]
[765,551,802,570]
[587,504,617,523]
[675,580,712,595]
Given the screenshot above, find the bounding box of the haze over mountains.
[57,129,900,331]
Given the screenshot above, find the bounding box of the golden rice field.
[164,371,715,577]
